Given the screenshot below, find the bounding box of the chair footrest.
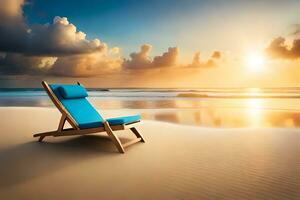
[122,138,142,148]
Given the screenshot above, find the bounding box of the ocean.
[1,88,300,128]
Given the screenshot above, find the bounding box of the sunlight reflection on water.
[139,108,300,128]
[1,96,300,128]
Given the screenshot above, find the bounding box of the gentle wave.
[2,88,300,98]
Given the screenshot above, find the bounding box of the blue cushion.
[50,84,104,129]
[107,115,141,126]
[49,84,141,129]
[58,85,88,99]
[76,115,141,128]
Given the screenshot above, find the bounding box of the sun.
[244,52,265,72]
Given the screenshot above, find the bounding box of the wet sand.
[0,107,299,200]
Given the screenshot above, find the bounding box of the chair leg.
[103,121,125,153]
[38,136,45,142]
[36,114,67,142]
[58,114,67,131]
[130,127,145,142]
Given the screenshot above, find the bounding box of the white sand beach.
[0,107,299,200]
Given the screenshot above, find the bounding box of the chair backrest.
[42,81,104,129]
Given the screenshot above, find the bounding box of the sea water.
[1,88,300,128]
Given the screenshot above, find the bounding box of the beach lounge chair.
[33,81,145,153]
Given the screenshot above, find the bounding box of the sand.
[0,107,299,200]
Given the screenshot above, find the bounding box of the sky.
[0,0,300,88]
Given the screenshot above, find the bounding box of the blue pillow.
[58,85,88,99]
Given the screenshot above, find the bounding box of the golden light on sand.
[245,52,265,72]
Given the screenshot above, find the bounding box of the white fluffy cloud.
[0,0,105,56]
[0,0,121,76]
[0,0,222,77]
[28,16,105,56]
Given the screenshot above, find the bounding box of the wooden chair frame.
[33,81,145,153]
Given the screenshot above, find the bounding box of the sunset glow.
[1,1,300,199]
[0,0,299,88]
[245,53,266,73]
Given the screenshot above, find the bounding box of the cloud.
[0,50,122,77]
[0,53,56,75]
[152,47,179,67]
[0,8,105,56]
[124,45,223,71]
[0,0,222,78]
[191,52,201,66]
[27,16,106,56]
[110,47,120,54]
[123,45,179,69]
[0,0,121,76]
[188,51,222,68]
[123,44,152,68]
[212,51,221,59]
[0,0,25,24]
[292,24,300,36]
[0,0,29,53]
[266,37,300,59]
[50,52,123,77]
